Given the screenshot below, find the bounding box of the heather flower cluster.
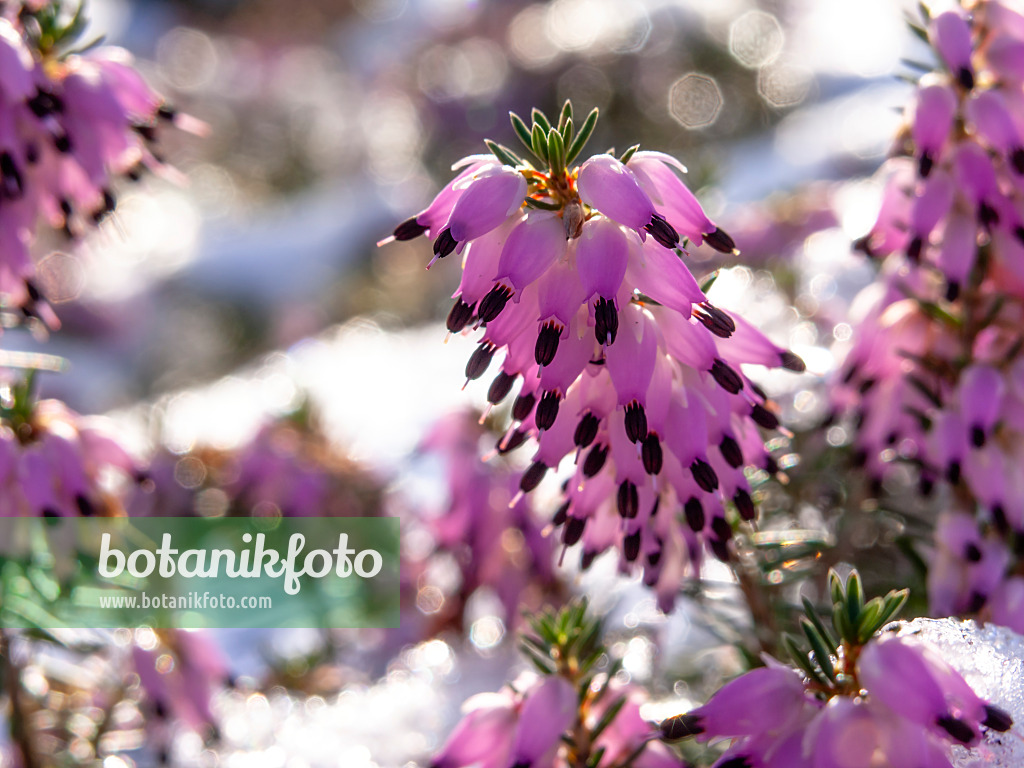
[383,103,805,609]
[0,0,197,322]
[127,412,381,519]
[0,369,139,515]
[661,571,1013,768]
[432,601,679,768]
[836,0,1024,628]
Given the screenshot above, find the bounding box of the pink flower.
[432,691,519,768]
[663,633,1011,768]
[0,4,196,323]
[0,394,140,517]
[133,629,229,736]
[383,105,803,606]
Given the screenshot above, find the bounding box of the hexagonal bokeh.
[668,73,723,128]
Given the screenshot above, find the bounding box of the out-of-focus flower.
[132,629,229,741]
[413,410,561,629]
[661,571,1012,768]
[430,600,678,768]
[127,408,381,519]
[837,0,1024,627]
[0,369,140,515]
[382,103,805,610]
[0,0,200,323]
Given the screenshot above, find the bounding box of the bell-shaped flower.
[509,676,578,768]
[432,692,519,768]
[912,82,958,176]
[578,154,667,241]
[931,10,976,89]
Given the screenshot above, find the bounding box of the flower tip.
[660,713,704,741]
[779,350,806,373]
[983,705,1014,732]
[704,227,737,255]
[376,235,396,247]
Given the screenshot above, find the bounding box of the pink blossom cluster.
[384,107,804,610]
[0,0,195,321]
[0,394,139,516]
[433,674,678,768]
[664,632,1012,768]
[127,416,381,519]
[835,0,1024,624]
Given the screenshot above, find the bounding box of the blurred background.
[0,0,934,765]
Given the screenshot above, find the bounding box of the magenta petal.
[808,698,885,768]
[496,210,566,291]
[0,20,35,100]
[577,154,656,231]
[715,313,786,368]
[693,665,810,739]
[930,11,974,85]
[965,89,1020,154]
[419,159,497,237]
[606,304,659,405]
[627,237,705,313]
[538,316,594,393]
[936,213,977,288]
[434,695,518,768]
[647,305,716,370]
[858,636,951,728]
[663,387,708,468]
[510,677,578,766]
[455,216,518,304]
[912,84,957,159]
[958,364,1006,437]
[911,170,955,237]
[537,255,587,329]
[576,216,630,300]
[447,165,526,243]
[628,150,715,244]
[986,34,1024,83]
[953,142,999,207]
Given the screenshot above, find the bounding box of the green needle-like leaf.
[532,123,550,163]
[558,100,573,132]
[917,299,962,328]
[485,140,523,168]
[525,198,562,211]
[618,144,640,164]
[586,746,608,768]
[566,108,599,164]
[801,617,836,682]
[875,589,909,628]
[828,569,845,607]
[832,601,855,647]
[548,129,566,173]
[846,570,864,628]
[801,596,838,650]
[857,597,884,643]
[782,634,828,686]
[700,270,720,294]
[532,108,552,134]
[511,112,537,154]
[590,696,626,742]
[561,116,573,146]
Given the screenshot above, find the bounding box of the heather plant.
[836,0,1024,632]
[381,102,806,611]
[7,0,1024,767]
